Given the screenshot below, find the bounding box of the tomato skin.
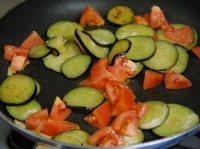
[88,126,124,146]
[80,6,105,27]
[192,46,200,59]
[111,110,138,136]
[143,70,164,90]
[84,101,111,129]
[49,96,71,121]
[41,120,80,136]
[79,77,105,90]
[4,45,16,61]
[133,15,149,25]
[133,102,149,119]
[163,25,193,46]
[20,31,44,49]
[149,5,168,29]
[25,108,49,130]
[164,69,192,89]
[91,57,108,71]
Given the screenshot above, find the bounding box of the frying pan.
[0,0,200,148]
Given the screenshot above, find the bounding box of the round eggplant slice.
[107,5,134,25]
[108,39,132,65]
[28,44,51,59]
[74,28,109,59]
[84,29,116,46]
[0,74,36,105]
[63,87,104,109]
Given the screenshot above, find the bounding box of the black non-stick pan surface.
[0,0,200,149]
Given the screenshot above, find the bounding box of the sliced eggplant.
[74,28,110,59]
[107,5,134,25]
[43,42,82,72]
[0,74,36,105]
[84,29,116,46]
[108,39,131,65]
[63,87,104,109]
[121,129,144,145]
[28,44,51,58]
[46,36,67,54]
[115,23,155,40]
[61,54,91,78]
[142,40,179,71]
[125,35,156,61]
[47,21,84,42]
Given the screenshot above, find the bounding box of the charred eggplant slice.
[74,28,109,59]
[63,87,104,109]
[0,74,36,105]
[84,29,116,46]
[107,5,134,25]
[108,39,132,65]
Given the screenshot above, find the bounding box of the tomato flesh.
[143,70,164,90]
[84,101,111,129]
[192,46,200,59]
[80,6,105,27]
[164,69,192,89]
[133,102,149,119]
[49,96,71,121]
[88,126,124,146]
[111,110,138,136]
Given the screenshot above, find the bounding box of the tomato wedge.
[133,15,149,25]
[164,69,192,89]
[20,31,44,49]
[80,6,105,27]
[143,70,164,90]
[111,110,138,136]
[88,126,124,147]
[147,5,168,29]
[133,102,149,119]
[84,101,111,129]
[4,45,16,61]
[25,108,49,130]
[41,120,80,136]
[79,77,105,90]
[192,46,200,59]
[163,25,193,46]
[49,96,71,121]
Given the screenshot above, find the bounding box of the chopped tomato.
[25,108,49,130]
[133,102,149,119]
[13,47,29,56]
[41,120,80,136]
[88,126,124,147]
[133,15,149,25]
[79,77,105,90]
[163,25,193,46]
[151,36,159,40]
[192,46,200,59]
[84,101,111,129]
[80,6,105,27]
[143,12,151,25]
[164,69,192,89]
[20,31,44,49]
[90,57,108,71]
[148,5,168,29]
[111,110,138,136]
[143,70,164,90]
[49,96,71,121]
[10,55,28,72]
[3,45,16,61]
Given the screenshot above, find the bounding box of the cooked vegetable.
[47,21,84,42]
[142,40,179,70]
[115,23,155,40]
[74,28,109,58]
[53,129,90,145]
[63,87,104,109]
[28,44,51,58]
[6,100,41,121]
[61,54,91,78]
[152,103,199,137]
[121,129,144,145]
[139,101,169,129]
[125,35,156,60]
[107,5,134,25]
[0,74,36,105]
[192,46,200,59]
[108,39,131,65]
